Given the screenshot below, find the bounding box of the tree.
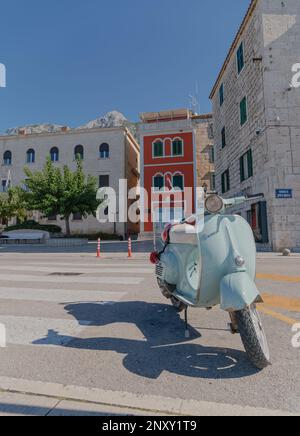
[0,187,27,226]
[23,158,100,237]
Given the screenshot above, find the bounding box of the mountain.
[77,111,128,129]
[6,123,69,136]
[5,111,138,138]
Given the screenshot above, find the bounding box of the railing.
[139,119,193,132]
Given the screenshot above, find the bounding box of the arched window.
[172,173,184,191]
[153,174,164,192]
[172,138,183,156]
[3,151,12,166]
[74,145,84,160]
[153,140,164,158]
[26,149,35,164]
[50,147,59,162]
[100,143,110,159]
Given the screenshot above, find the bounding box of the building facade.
[210,0,300,251]
[0,126,140,237]
[139,109,214,233]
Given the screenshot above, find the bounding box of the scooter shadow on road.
[33,301,260,380]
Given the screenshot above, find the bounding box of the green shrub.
[5,220,62,234]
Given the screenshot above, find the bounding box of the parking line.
[257,273,300,283]
[258,306,299,326]
[262,294,300,313]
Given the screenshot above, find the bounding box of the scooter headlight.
[205,194,224,214]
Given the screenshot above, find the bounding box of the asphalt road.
[0,242,299,416]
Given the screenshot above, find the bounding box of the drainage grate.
[49,272,83,277]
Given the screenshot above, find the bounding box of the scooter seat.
[169,223,198,245]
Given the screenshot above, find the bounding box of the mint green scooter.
[151,192,271,370]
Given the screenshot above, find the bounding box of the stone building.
[0,123,140,237]
[139,109,214,234]
[210,0,300,251]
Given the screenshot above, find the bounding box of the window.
[50,147,59,162]
[209,146,215,164]
[173,174,184,191]
[172,139,183,156]
[219,83,224,106]
[221,127,226,148]
[240,149,253,182]
[240,97,248,126]
[74,145,84,160]
[99,175,110,188]
[210,174,216,191]
[1,180,8,192]
[153,175,164,191]
[153,140,164,158]
[221,169,230,194]
[100,143,110,159]
[3,151,12,166]
[47,214,57,221]
[237,42,245,74]
[73,212,83,221]
[26,149,35,164]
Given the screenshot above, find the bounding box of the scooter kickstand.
[185,307,190,339]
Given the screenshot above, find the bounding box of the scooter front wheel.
[235,304,271,370]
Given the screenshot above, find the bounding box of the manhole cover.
[49,272,83,277]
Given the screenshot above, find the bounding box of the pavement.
[0,241,299,416]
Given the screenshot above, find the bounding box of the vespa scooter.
[151,192,271,370]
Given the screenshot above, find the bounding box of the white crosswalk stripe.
[0,265,153,275]
[0,287,126,303]
[0,273,143,285]
[0,259,146,348]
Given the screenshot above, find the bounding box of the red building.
[139,109,198,233]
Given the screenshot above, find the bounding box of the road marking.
[262,293,300,313]
[0,273,143,285]
[0,265,153,275]
[257,273,300,283]
[6,262,153,269]
[0,315,91,346]
[0,287,126,303]
[258,306,299,326]
[0,376,295,416]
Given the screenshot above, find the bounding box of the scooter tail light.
[150,251,160,265]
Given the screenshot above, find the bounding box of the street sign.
[276,189,293,199]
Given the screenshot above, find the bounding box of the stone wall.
[211,0,300,251]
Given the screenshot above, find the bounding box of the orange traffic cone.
[96,238,101,258]
[128,237,132,258]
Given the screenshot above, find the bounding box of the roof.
[140,108,193,122]
[209,0,258,99]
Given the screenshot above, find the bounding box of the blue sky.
[0,0,250,132]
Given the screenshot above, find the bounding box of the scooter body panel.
[157,214,257,308]
[220,272,260,312]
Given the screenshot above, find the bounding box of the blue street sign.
[276,189,293,199]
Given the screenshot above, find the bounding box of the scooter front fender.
[220,272,262,312]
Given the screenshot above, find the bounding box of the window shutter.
[221,173,225,194]
[240,156,245,182]
[247,149,253,177]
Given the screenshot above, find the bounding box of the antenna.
[189,81,200,115]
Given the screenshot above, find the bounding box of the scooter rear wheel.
[235,304,271,370]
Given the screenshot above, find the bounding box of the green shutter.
[247,149,253,177]
[240,156,245,182]
[221,173,225,194]
[240,97,247,126]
